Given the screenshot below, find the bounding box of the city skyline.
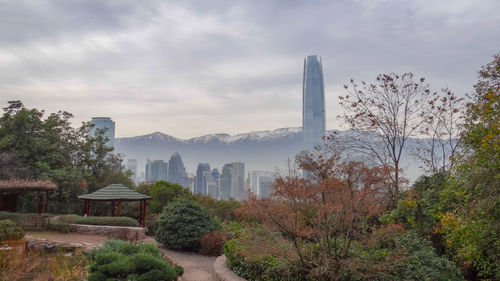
[1,1,499,138]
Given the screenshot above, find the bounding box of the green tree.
[155,197,218,251]
[439,53,500,279]
[148,181,191,213]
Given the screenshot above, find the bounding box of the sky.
[1,0,499,138]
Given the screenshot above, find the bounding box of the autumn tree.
[239,144,392,280]
[438,53,500,279]
[339,73,438,207]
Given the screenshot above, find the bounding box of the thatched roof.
[78,184,150,201]
[0,179,57,191]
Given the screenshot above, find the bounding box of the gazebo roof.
[78,184,150,201]
[0,179,57,192]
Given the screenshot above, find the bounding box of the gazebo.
[0,179,57,213]
[78,184,151,227]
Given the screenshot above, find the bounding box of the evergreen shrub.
[0,219,24,241]
[88,240,182,281]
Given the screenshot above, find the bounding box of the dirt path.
[143,236,217,281]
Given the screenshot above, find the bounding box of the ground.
[26,231,218,281]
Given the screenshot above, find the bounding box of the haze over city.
[2,0,499,138]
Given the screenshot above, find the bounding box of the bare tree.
[338,73,437,207]
[415,88,464,174]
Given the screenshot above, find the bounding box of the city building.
[231,162,245,200]
[195,163,211,195]
[249,171,275,198]
[302,55,326,153]
[126,159,137,182]
[220,164,233,200]
[168,152,188,188]
[145,159,168,183]
[203,170,219,199]
[89,117,115,149]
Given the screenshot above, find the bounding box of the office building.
[89,117,115,149]
[302,55,326,152]
[249,171,275,198]
[168,152,188,188]
[145,159,168,183]
[126,159,137,182]
[195,163,211,195]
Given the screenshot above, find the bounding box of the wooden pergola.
[78,184,150,227]
[0,179,57,213]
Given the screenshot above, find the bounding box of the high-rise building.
[249,171,275,198]
[168,152,188,188]
[195,163,211,195]
[203,170,219,199]
[220,164,233,200]
[230,162,245,201]
[302,55,326,153]
[145,159,168,183]
[89,117,115,149]
[126,159,137,182]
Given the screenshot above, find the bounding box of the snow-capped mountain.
[115,127,426,182]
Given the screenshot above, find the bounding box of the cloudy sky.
[1,0,499,138]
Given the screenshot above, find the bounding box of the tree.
[339,73,438,207]
[239,144,392,280]
[149,181,191,213]
[438,53,500,279]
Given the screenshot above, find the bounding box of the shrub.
[57,214,139,227]
[88,240,182,281]
[155,197,218,251]
[145,213,159,236]
[0,211,54,230]
[199,230,226,256]
[0,219,24,241]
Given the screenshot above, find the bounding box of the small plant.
[199,230,226,256]
[0,219,24,241]
[88,240,182,281]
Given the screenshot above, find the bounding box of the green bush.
[88,240,182,281]
[0,211,54,230]
[57,214,139,227]
[0,219,24,241]
[394,232,462,281]
[155,197,218,251]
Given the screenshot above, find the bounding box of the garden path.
[143,236,217,281]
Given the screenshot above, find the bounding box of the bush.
[199,230,226,256]
[0,211,54,230]
[57,214,139,227]
[155,197,218,251]
[0,219,24,241]
[145,213,159,236]
[88,240,182,281]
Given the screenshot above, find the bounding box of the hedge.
[57,214,140,227]
[0,219,24,241]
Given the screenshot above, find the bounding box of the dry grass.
[0,179,57,191]
[0,239,88,281]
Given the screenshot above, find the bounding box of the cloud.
[1,0,499,137]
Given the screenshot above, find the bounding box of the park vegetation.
[0,53,497,280]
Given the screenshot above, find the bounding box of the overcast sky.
[1,0,499,138]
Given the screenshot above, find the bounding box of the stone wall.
[213,255,247,281]
[69,224,145,241]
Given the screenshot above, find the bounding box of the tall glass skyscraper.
[195,163,211,194]
[302,55,326,152]
[89,117,115,149]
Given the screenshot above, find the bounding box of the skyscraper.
[249,171,275,198]
[231,162,245,201]
[220,164,233,200]
[168,152,188,188]
[302,55,326,153]
[89,117,115,149]
[126,159,137,182]
[145,159,168,183]
[195,163,211,195]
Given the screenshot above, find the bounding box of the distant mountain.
[114,127,427,182]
